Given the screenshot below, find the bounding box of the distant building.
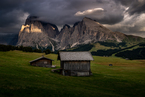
[30,56,54,68]
[58,52,94,76]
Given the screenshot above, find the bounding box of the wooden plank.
[63,61,90,71]
[77,72,90,76]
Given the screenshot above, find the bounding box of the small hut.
[58,52,94,76]
[30,56,54,68]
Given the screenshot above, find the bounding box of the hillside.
[17,16,59,51]
[0,51,145,97]
[65,42,145,59]
[115,43,145,59]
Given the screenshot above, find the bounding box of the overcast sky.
[0,0,145,37]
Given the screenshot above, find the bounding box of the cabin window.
[44,61,47,64]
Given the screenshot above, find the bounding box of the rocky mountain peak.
[25,16,39,25]
[82,17,103,27]
[82,17,92,21]
[17,16,60,51]
[62,24,70,29]
[82,17,98,23]
[17,16,141,51]
[73,21,80,27]
[56,17,128,50]
[27,16,38,19]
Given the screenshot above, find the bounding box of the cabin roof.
[58,51,94,61]
[29,56,54,63]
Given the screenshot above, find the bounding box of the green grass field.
[0,50,145,97]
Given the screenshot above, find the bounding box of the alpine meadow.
[0,51,145,97]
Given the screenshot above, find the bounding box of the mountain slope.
[115,43,145,59]
[56,17,128,50]
[17,16,145,51]
[17,16,59,51]
[64,41,145,59]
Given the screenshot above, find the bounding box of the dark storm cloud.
[0,0,31,33]
[0,0,145,37]
[0,9,29,33]
[74,0,125,24]
[115,0,134,6]
[116,0,145,15]
[0,0,126,28]
[24,0,103,25]
[127,0,145,15]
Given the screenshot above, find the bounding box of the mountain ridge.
[17,16,59,51]
[16,16,145,51]
[56,17,126,50]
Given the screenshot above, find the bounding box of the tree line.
[0,44,51,54]
[115,48,145,60]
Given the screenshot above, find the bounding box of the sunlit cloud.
[103,13,145,37]
[74,8,104,16]
[18,12,29,23]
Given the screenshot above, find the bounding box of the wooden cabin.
[58,52,94,76]
[29,56,54,68]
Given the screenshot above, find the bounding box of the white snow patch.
[82,40,92,44]
[48,39,54,52]
[71,42,79,48]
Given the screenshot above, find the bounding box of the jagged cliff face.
[17,16,59,51]
[17,16,134,51]
[56,17,126,50]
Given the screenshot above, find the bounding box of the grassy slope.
[67,42,139,52]
[91,42,142,52]
[68,42,145,59]
[90,43,112,52]
[0,51,145,97]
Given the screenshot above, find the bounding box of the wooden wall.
[61,61,91,76]
[62,61,90,71]
[31,59,52,67]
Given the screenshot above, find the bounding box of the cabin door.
[64,70,70,76]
